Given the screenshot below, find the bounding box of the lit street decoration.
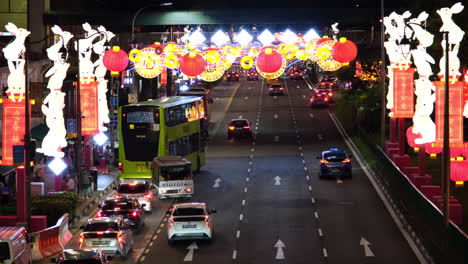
[392,67,415,118]
[434,81,464,146]
[200,62,226,82]
[188,30,206,46]
[211,30,229,47]
[48,157,67,175]
[450,159,468,186]
[93,132,109,146]
[257,29,275,46]
[303,29,320,43]
[134,47,164,78]
[80,81,99,135]
[0,99,30,165]
[179,52,206,77]
[280,29,298,44]
[235,29,253,46]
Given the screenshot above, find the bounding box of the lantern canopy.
[180,52,206,77]
[332,37,358,64]
[103,46,129,73]
[255,47,284,74]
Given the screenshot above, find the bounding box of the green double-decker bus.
[118,96,207,181]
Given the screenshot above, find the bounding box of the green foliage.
[32,192,78,227]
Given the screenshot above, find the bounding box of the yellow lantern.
[134,47,164,78]
[240,56,254,69]
[205,49,221,64]
[128,48,142,63]
[164,43,177,54]
[165,54,179,69]
[200,62,226,82]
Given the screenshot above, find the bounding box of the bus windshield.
[122,106,160,161]
[160,166,192,181]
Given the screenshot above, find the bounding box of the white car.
[114,179,154,213]
[167,203,216,243]
[79,217,133,259]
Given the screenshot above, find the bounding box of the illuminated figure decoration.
[76,23,101,83]
[93,26,115,132]
[2,22,30,102]
[330,22,339,40]
[436,2,465,84]
[36,25,72,158]
[409,12,436,144]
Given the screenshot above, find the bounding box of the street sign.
[13,145,25,164]
[110,96,118,106]
[67,119,77,138]
[128,94,138,104]
[110,115,118,127]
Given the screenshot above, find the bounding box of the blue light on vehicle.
[330,148,339,151]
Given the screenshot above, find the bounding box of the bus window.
[160,166,192,181]
[0,242,11,261]
[169,134,200,156]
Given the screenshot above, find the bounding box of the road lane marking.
[213,178,222,188]
[224,83,241,112]
[184,242,198,262]
[236,230,240,238]
[240,214,243,221]
[360,237,375,257]
[232,250,237,259]
[311,197,315,203]
[304,167,308,171]
[239,115,243,118]
[302,159,305,164]
[308,185,312,191]
[246,177,249,182]
[244,187,248,192]
[249,161,252,165]
[274,239,286,260]
[306,175,310,180]
[274,136,279,142]
[144,249,150,254]
[248,168,251,173]
[317,134,324,140]
[315,212,319,219]
[251,148,255,152]
[149,242,153,247]
[215,97,219,100]
[245,96,248,100]
[300,153,304,156]
[318,228,323,236]
[337,179,343,184]
[309,113,314,118]
[323,248,328,258]
[141,256,146,262]
[274,114,278,118]
[156,229,161,234]
[242,200,246,205]
[274,176,281,185]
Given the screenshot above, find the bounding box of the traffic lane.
[59,197,172,264]
[287,82,420,263]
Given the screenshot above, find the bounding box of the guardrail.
[355,128,468,264]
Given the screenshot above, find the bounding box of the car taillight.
[161,189,168,194]
[317,93,322,97]
[320,159,329,164]
[236,74,239,77]
[114,194,122,198]
[229,126,235,130]
[132,210,138,217]
[118,162,124,173]
[97,211,103,217]
[204,216,210,228]
[329,92,333,96]
[97,231,104,235]
[168,217,174,230]
[79,234,84,247]
[184,188,193,193]
[255,74,258,76]
[227,74,231,77]
[310,98,314,102]
[342,158,351,163]
[280,88,284,90]
[299,73,303,76]
[243,126,250,129]
[144,192,152,199]
[290,74,294,76]
[324,97,329,102]
[117,233,123,247]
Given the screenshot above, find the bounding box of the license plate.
[236,128,242,130]
[183,224,196,228]
[331,169,341,172]
[93,241,109,245]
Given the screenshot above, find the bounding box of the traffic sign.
[110,115,118,127]
[67,119,77,138]
[128,94,137,104]
[13,145,25,164]
[110,96,118,106]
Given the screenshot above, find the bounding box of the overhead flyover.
[44,8,380,27]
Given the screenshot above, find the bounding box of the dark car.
[317,148,352,178]
[246,71,259,81]
[50,248,111,264]
[97,197,145,230]
[268,84,285,96]
[309,93,330,107]
[226,71,240,82]
[314,83,334,102]
[289,71,304,80]
[227,119,253,140]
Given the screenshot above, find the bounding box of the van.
[0,227,32,264]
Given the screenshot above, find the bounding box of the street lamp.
[131,2,173,44]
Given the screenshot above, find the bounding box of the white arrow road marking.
[274,176,281,185]
[317,134,323,140]
[360,237,375,257]
[245,96,248,100]
[336,178,343,184]
[274,96,277,99]
[184,242,198,261]
[213,178,222,188]
[297,86,300,88]
[239,115,243,118]
[274,239,286,259]
[215,97,220,100]
[274,136,279,142]
[309,113,314,118]
[274,114,278,119]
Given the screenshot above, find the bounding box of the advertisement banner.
[392,68,415,118]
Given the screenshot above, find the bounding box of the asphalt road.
[138,77,421,264]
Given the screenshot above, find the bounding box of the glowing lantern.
[256,47,284,74]
[406,126,421,149]
[200,62,226,82]
[425,142,442,159]
[164,43,177,54]
[180,52,206,77]
[165,54,179,69]
[316,36,332,46]
[205,48,221,64]
[0,99,30,165]
[450,159,468,186]
[332,37,358,65]
[149,42,164,55]
[134,47,164,78]
[103,46,128,74]
[240,56,254,69]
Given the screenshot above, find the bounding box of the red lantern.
[256,47,283,74]
[425,142,442,157]
[316,37,332,46]
[450,160,468,183]
[332,37,358,64]
[406,126,421,148]
[103,46,129,73]
[180,52,206,77]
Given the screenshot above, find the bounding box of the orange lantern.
[332,37,357,65]
[80,81,99,136]
[180,52,206,77]
[103,46,129,74]
[256,47,283,74]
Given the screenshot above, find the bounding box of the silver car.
[167,203,216,243]
[79,217,133,259]
[114,179,154,213]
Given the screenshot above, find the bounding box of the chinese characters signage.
[392,68,414,118]
[434,81,464,146]
[81,81,99,135]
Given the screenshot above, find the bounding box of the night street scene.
[1,0,468,263]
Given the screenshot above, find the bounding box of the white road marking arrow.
[274,136,279,142]
[274,96,277,99]
[213,178,222,188]
[336,178,343,184]
[309,113,314,118]
[274,176,281,185]
[296,86,300,88]
[239,115,243,118]
[274,239,286,259]
[274,114,278,119]
[184,242,198,261]
[360,237,375,257]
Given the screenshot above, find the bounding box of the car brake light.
[204,216,210,229]
[324,97,329,102]
[227,74,231,77]
[117,233,123,247]
[320,159,329,164]
[236,74,239,77]
[299,73,303,76]
[79,234,84,247]
[144,192,152,199]
[97,211,103,217]
[115,207,121,210]
[342,158,351,163]
[184,188,193,193]
[114,194,122,198]
[269,88,273,90]
[132,210,138,217]
[229,126,235,130]
[243,126,250,129]
[129,183,137,186]
[97,231,104,235]
[118,162,124,173]
[280,88,284,90]
[255,74,258,76]
[329,92,333,96]
[317,93,321,97]
[310,98,314,102]
[168,217,174,230]
[290,74,293,76]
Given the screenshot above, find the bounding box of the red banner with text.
[80,81,99,136]
[392,68,415,118]
[434,81,464,147]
